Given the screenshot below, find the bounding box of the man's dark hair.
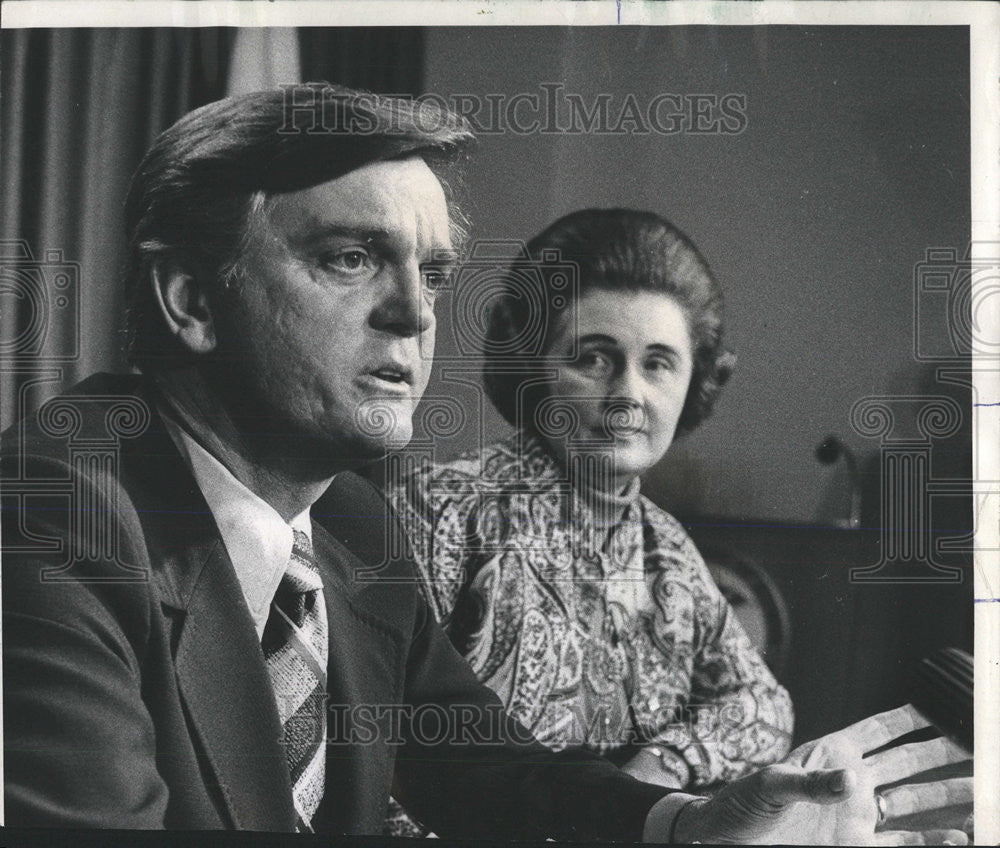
[124,83,474,371]
[483,208,735,438]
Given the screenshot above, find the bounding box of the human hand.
[620,745,689,789]
[672,704,971,845]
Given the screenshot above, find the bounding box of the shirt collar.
[521,431,642,521]
[160,408,312,640]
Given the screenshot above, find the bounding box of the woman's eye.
[646,356,676,374]
[577,350,613,372]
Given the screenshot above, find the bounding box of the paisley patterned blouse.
[385,434,793,833]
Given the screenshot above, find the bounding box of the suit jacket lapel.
[172,539,296,831]
[123,385,296,832]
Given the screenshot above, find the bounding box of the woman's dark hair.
[482,208,735,437]
[124,83,473,371]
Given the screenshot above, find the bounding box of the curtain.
[299,28,424,95]
[228,27,301,94]
[1,26,425,428]
[0,28,235,426]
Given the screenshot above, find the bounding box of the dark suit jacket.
[2,374,669,838]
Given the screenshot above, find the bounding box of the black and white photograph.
[1,1,996,844]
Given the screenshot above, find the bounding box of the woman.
[386,209,794,834]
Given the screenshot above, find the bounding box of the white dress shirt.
[160,410,313,640]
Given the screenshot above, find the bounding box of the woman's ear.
[716,349,737,387]
[150,257,217,355]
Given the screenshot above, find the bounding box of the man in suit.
[2,85,970,842]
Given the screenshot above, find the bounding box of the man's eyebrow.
[290,223,393,248]
[290,224,455,262]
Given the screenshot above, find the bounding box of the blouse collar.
[519,430,642,530]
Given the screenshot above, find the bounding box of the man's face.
[209,156,453,469]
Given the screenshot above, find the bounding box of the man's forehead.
[269,157,452,245]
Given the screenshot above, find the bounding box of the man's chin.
[380,428,415,452]
[333,426,414,466]
[353,398,415,445]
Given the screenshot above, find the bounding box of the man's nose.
[369,263,434,338]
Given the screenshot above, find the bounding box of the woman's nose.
[602,366,646,434]
[609,364,644,406]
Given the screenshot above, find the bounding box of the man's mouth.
[368,365,413,386]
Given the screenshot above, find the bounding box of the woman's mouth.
[601,404,646,437]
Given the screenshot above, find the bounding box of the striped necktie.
[262,529,328,832]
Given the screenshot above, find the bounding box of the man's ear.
[150,257,217,355]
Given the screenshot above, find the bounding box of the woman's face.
[538,288,694,486]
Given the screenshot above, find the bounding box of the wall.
[418,26,971,525]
